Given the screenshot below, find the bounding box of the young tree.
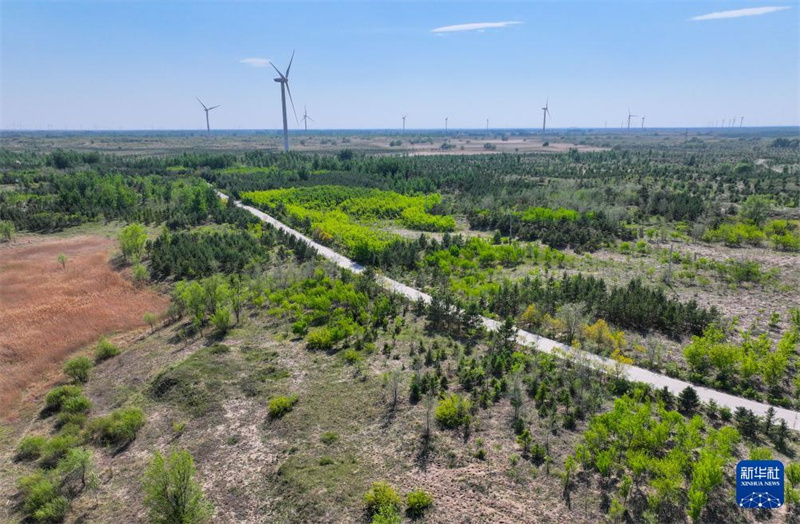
[678,386,700,414]
[144,312,157,332]
[382,369,402,411]
[142,449,211,524]
[57,253,68,270]
[739,195,771,227]
[556,303,588,345]
[119,223,148,263]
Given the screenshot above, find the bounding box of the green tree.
[120,223,148,263]
[142,449,211,524]
[57,253,68,270]
[739,195,771,226]
[63,356,93,384]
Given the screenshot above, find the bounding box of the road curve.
[221,192,800,430]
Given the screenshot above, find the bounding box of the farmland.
[1,129,800,524]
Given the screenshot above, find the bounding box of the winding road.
[220,191,800,431]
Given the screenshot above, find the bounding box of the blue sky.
[1,1,798,130]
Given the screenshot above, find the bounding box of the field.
[0,234,169,417]
[1,129,800,524]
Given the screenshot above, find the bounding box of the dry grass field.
[0,235,168,418]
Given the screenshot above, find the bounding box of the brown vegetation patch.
[0,235,168,418]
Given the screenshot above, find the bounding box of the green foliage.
[573,393,740,520]
[435,394,472,430]
[142,449,212,524]
[17,472,69,523]
[320,431,339,445]
[739,195,771,226]
[405,489,433,518]
[119,223,147,262]
[44,385,83,413]
[16,435,48,461]
[0,219,15,241]
[86,407,145,447]
[703,222,765,247]
[94,336,120,362]
[364,481,402,517]
[268,395,298,419]
[63,356,92,384]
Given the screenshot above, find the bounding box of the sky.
[1,0,798,130]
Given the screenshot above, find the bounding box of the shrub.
[17,473,70,523]
[320,431,339,445]
[364,481,402,517]
[143,450,211,524]
[60,395,91,415]
[435,394,472,429]
[372,505,402,524]
[94,337,120,362]
[40,434,80,469]
[406,489,433,518]
[268,395,298,419]
[44,385,83,413]
[16,435,47,461]
[87,407,145,447]
[63,356,93,384]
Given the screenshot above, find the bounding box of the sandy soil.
[0,235,169,419]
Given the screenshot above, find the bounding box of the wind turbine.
[627,109,637,130]
[486,118,489,132]
[740,116,744,128]
[445,117,448,131]
[641,116,645,130]
[541,99,551,136]
[402,115,407,132]
[270,51,298,152]
[196,97,220,134]
[301,105,314,131]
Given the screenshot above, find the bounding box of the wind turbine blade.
[270,61,285,78]
[196,97,208,110]
[308,116,315,122]
[285,81,298,124]
[285,50,295,77]
[208,105,221,111]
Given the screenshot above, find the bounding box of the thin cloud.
[690,6,790,21]
[240,58,272,68]
[431,21,522,33]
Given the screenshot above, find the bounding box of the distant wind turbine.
[627,109,637,130]
[301,105,314,131]
[402,115,407,132]
[445,117,448,131]
[196,97,220,134]
[740,116,744,128]
[541,99,552,137]
[486,118,489,132]
[641,116,645,130]
[270,51,298,152]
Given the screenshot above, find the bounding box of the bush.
[44,385,83,414]
[435,394,472,429]
[94,337,120,362]
[406,489,433,518]
[320,431,339,445]
[17,473,70,523]
[40,434,80,469]
[268,395,298,419]
[63,356,93,384]
[16,435,48,461]
[87,407,145,447]
[364,481,402,517]
[60,395,91,415]
[143,449,211,524]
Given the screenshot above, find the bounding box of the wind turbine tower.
[486,118,489,132]
[641,116,645,130]
[740,116,744,128]
[445,117,448,131]
[541,99,551,137]
[301,105,314,131]
[401,115,407,132]
[270,51,298,152]
[627,109,637,130]
[196,98,220,134]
